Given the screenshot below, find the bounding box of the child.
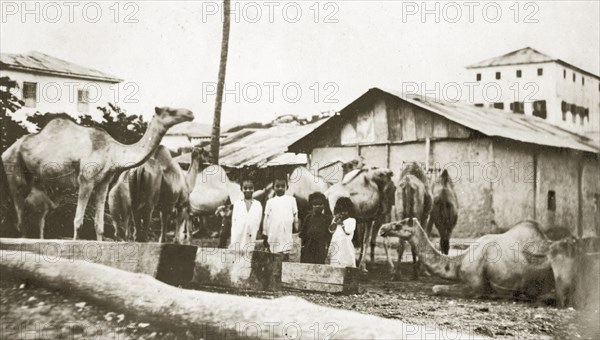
[327,197,356,268]
[263,177,298,255]
[300,192,333,264]
[229,179,263,252]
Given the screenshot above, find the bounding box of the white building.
[0,51,122,119]
[466,47,600,137]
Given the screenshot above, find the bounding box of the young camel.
[2,107,194,240]
[380,218,556,300]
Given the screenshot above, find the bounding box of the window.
[563,69,566,79]
[476,73,481,81]
[582,77,585,85]
[493,102,504,110]
[77,89,89,113]
[573,73,576,82]
[561,101,568,121]
[537,68,543,76]
[510,101,524,114]
[474,103,484,107]
[23,82,37,108]
[495,72,501,80]
[516,70,522,78]
[548,191,556,212]
[570,104,577,123]
[532,100,547,119]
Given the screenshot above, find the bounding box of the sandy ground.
[1,237,599,340]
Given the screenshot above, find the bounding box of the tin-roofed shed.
[289,88,600,237]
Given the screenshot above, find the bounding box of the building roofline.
[1,63,123,83]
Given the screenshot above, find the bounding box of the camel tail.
[440,169,450,186]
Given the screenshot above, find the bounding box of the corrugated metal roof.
[466,47,599,80]
[382,88,598,153]
[167,122,212,136]
[174,117,330,168]
[0,51,122,83]
[289,88,598,154]
[466,47,553,68]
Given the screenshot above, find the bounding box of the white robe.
[229,199,263,252]
[263,195,298,254]
[327,217,356,268]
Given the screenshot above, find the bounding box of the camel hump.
[342,169,366,185]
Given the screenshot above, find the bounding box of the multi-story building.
[466,47,599,137]
[0,51,122,117]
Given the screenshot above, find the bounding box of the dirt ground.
[1,238,599,340]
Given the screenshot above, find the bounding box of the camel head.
[378,218,417,239]
[190,147,211,166]
[154,107,195,129]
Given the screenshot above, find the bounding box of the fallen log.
[0,250,477,339]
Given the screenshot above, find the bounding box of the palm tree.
[210,0,231,164]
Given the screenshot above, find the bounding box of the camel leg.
[370,222,380,263]
[425,217,434,237]
[393,240,406,281]
[136,206,153,243]
[382,236,394,273]
[410,243,420,279]
[432,284,477,298]
[73,180,94,240]
[91,179,111,241]
[39,210,49,239]
[440,229,450,255]
[358,221,372,273]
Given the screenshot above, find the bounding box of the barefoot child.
[229,178,263,252]
[263,177,298,255]
[327,197,356,268]
[300,192,333,264]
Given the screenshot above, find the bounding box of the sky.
[1,0,599,126]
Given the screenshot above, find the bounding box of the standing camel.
[325,167,394,272]
[2,107,194,240]
[387,162,432,279]
[426,169,458,255]
[108,145,191,243]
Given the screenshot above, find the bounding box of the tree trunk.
[210,0,231,164]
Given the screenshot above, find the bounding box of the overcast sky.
[2,1,599,125]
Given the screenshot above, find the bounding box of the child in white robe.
[263,177,298,254]
[229,179,263,252]
[327,197,357,268]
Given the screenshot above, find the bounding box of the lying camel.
[2,107,194,240]
[380,218,556,299]
[426,169,458,255]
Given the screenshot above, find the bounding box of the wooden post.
[424,137,430,172]
[577,157,584,237]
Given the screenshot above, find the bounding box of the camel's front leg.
[91,179,111,241]
[73,179,94,240]
[393,240,406,281]
[382,236,394,273]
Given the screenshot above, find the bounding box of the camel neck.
[186,159,210,189]
[413,224,465,281]
[111,118,167,170]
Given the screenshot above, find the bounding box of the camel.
[154,145,191,244]
[385,162,432,279]
[380,218,556,300]
[187,148,241,236]
[546,237,600,308]
[2,107,194,240]
[426,169,459,255]
[325,167,394,272]
[108,145,190,243]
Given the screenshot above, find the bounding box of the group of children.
[226,176,357,268]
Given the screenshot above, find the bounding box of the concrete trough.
[282,262,360,294]
[0,238,197,286]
